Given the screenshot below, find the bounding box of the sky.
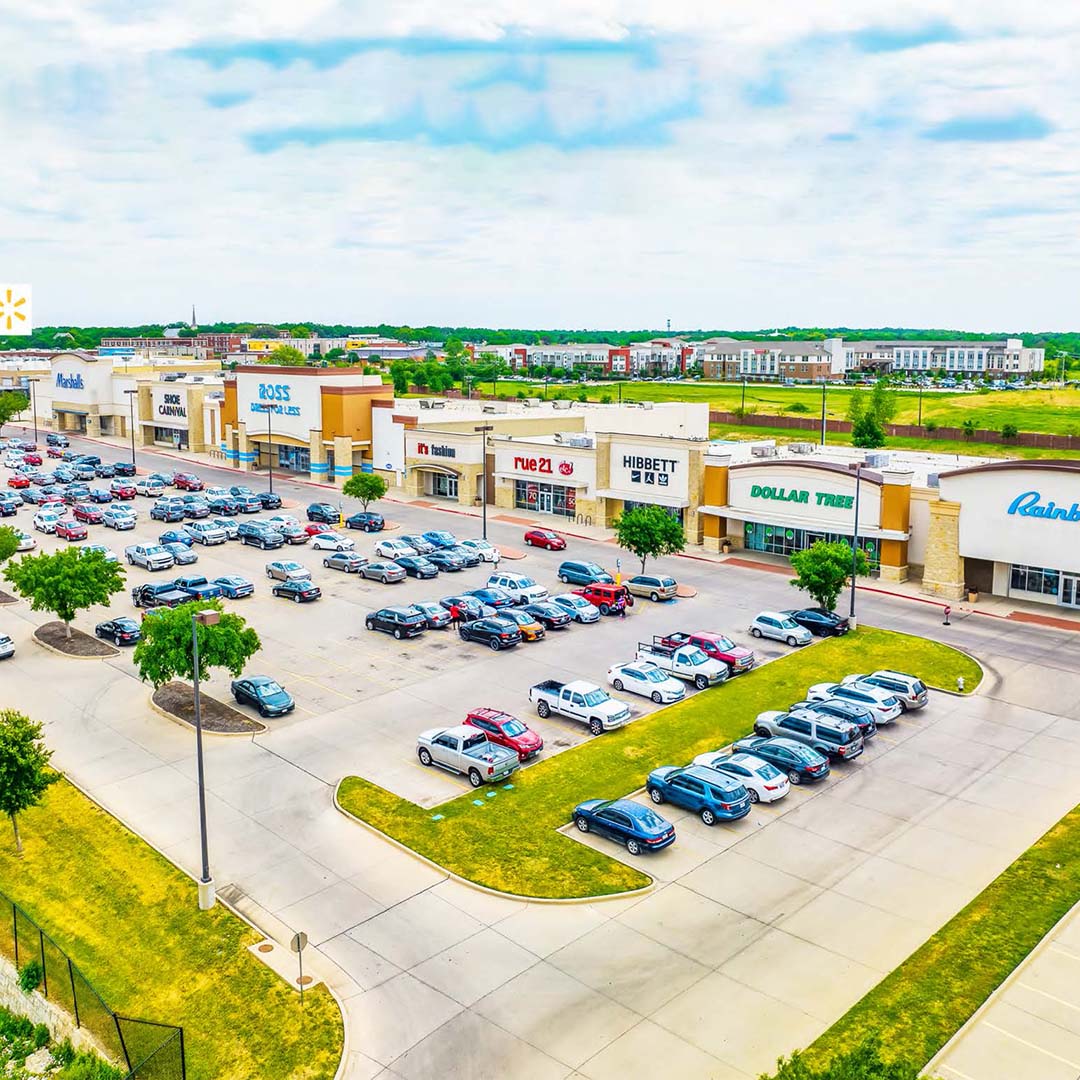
[4,1,1078,331]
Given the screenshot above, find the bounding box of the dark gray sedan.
[323,551,367,573]
[360,560,406,584]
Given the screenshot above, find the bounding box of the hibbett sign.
[623,453,676,488]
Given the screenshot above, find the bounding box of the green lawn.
[0,780,343,1080]
[338,628,980,900]
[781,800,1080,1077]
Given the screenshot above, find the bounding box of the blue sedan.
[646,765,752,825]
[572,798,676,856]
[213,575,254,599]
[231,675,294,718]
[422,530,459,550]
[159,529,195,547]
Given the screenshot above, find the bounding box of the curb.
[333,783,656,906]
[32,627,119,661]
[147,691,267,737]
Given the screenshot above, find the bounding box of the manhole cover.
[258,943,274,953]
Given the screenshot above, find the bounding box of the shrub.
[18,958,42,993]
[577,390,589,402]
[33,1022,49,1048]
[766,1034,926,1079]
[1001,422,1018,440]
[962,418,976,438]
[924,420,938,432]
[787,402,810,413]
[600,393,612,404]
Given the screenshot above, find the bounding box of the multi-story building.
[473,339,690,376]
[862,339,1044,377]
[700,339,848,381]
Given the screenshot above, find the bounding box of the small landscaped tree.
[851,412,886,448]
[0,391,28,436]
[790,540,870,613]
[132,599,260,689]
[267,345,307,366]
[0,709,58,854]
[4,548,125,640]
[612,505,686,574]
[342,472,388,511]
[0,525,20,566]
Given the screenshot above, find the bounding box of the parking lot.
[8,434,1080,1077]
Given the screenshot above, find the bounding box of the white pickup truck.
[416,726,520,787]
[124,544,175,571]
[528,680,631,736]
[635,641,729,690]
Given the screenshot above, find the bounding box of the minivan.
[486,572,548,604]
[557,560,614,586]
[625,574,678,601]
[753,710,864,761]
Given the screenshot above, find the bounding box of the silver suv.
[841,670,928,711]
[752,710,864,761]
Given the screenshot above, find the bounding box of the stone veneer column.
[921,500,965,599]
[332,436,354,487]
[308,429,328,483]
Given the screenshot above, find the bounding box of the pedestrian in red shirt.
[449,603,461,629]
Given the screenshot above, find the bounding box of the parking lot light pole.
[123,388,138,465]
[849,463,863,631]
[820,378,827,446]
[191,608,220,910]
[26,378,40,444]
[254,403,274,494]
[474,424,494,540]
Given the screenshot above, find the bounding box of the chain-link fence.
[1,891,185,1078]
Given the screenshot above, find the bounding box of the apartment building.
[474,339,691,376]
[860,339,1044,377]
[699,339,848,381]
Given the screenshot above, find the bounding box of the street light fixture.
[849,462,863,631]
[191,607,220,910]
[123,388,138,466]
[474,424,494,540]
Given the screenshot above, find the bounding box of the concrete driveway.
[4,439,1080,1078]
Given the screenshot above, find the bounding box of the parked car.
[406,601,452,630]
[552,592,600,623]
[87,487,114,504]
[732,735,831,785]
[112,461,137,477]
[108,480,137,500]
[522,601,572,630]
[54,518,88,541]
[753,710,865,761]
[79,544,118,563]
[231,676,294,717]
[234,494,263,514]
[789,697,877,742]
[421,530,458,549]
[806,682,903,724]
[524,528,566,550]
[187,521,228,546]
[13,530,35,551]
[146,471,175,486]
[158,528,193,547]
[394,555,439,579]
[416,726,520,787]
[493,608,546,641]
[310,531,355,552]
[173,472,203,491]
[173,575,224,600]
[268,519,308,545]
[0,494,20,516]
[463,708,543,762]
[487,572,548,604]
[135,478,165,497]
[93,462,116,479]
[375,538,418,559]
[150,498,185,522]
[102,506,137,530]
[272,579,322,603]
[691,750,790,803]
[209,516,240,540]
[749,611,813,646]
[840,670,928,710]
[365,606,427,639]
[207,495,243,516]
[46,433,69,448]
[360,560,407,584]
[324,551,367,573]
[647,764,752,824]
[446,545,481,568]
[32,509,64,534]
[398,533,435,554]
[6,473,29,489]
[528,679,631,735]
[0,634,13,659]
[306,502,341,525]
[557,560,613,586]
[131,581,190,609]
[71,503,103,524]
[162,543,198,565]
[427,549,466,572]
[607,661,685,704]
[459,616,522,651]
[459,538,499,562]
[573,583,632,615]
[237,521,284,549]
[345,511,384,532]
[438,595,485,621]
[572,799,676,855]
[94,617,142,645]
[213,575,254,599]
[22,452,42,466]
[782,608,850,637]
[125,544,175,571]
[626,575,678,601]
[265,560,311,582]
[657,631,755,675]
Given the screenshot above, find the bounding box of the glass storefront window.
[514,480,575,518]
[1010,564,1060,596]
[743,521,880,569]
[276,446,310,472]
[623,499,684,525]
[431,473,458,499]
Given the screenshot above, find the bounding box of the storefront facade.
[47,353,131,438]
[402,430,487,504]
[931,461,1080,605]
[700,458,913,581]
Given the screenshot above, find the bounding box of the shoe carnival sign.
[1008,491,1080,521]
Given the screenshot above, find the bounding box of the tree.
[851,413,885,448]
[389,361,413,396]
[1001,422,1018,440]
[291,326,312,338]
[0,391,28,435]
[962,418,976,439]
[4,548,125,640]
[132,599,260,689]
[0,710,58,854]
[867,379,897,425]
[0,526,19,567]
[266,345,307,366]
[612,505,686,574]
[789,540,869,613]
[324,347,346,360]
[443,337,467,364]
[342,472,388,510]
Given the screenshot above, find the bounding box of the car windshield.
[684,648,709,665]
[642,668,668,683]
[711,636,735,650]
[282,563,301,571]
[779,619,800,630]
[517,577,536,587]
[501,719,527,737]
[564,597,585,608]
[256,682,284,697]
[582,690,609,706]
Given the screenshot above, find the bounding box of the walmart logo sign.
[55,372,85,391]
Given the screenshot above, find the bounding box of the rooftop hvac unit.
[864,452,890,468]
[523,398,541,407]
[553,433,563,443]
[563,435,594,449]
[552,399,572,410]
[751,445,777,458]
[927,473,940,488]
[639,401,654,410]
[789,442,814,454]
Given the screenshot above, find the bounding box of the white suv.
[33,509,65,533]
[135,478,165,497]
[487,572,548,604]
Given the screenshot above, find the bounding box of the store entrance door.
[537,489,553,514]
[1061,575,1080,608]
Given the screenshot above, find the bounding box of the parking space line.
[983,1021,1080,1070]
[283,670,357,702]
[1017,981,1080,1013]
[937,1064,977,1080]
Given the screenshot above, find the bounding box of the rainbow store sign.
[1008,491,1080,521]
[749,484,855,511]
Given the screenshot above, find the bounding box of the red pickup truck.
[658,632,756,675]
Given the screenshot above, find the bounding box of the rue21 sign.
[514,456,574,477]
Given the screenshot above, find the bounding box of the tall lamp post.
[190,608,220,910]
[820,378,828,446]
[253,403,275,493]
[849,462,863,631]
[123,388,138,466]
[26,378,41,444]
[917,383,924,428]
[474,424,494,540]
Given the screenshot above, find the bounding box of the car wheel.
[323,559,330,568]
[746,788,760,804]
[114,635,122,646]
[588,717,603,737]
[525,537,532,545]
[650,591,660,602]
[467,769,483,788]
[574,815,589,833]
[488,638,501,652]
[458,628,470,641]
[787,636,798,647]
[258,707,269,719]
[599,603,610,616]
[393,628,403,640]
[700,808,717,826]
[648,787,664,804]
[559,574,568,583]
[612,678,625,691]
[750,627,762,638]
[266,569,273,578]
[651,691,664,704]
[753,725,769,737]
[536,700,550,719]
[694,675,709,691]
[381,575,389,584]
[626,838,642,856]
[788,770,802,785]
[418,747,433,766]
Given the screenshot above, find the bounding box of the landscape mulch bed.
[34,621,118,657]
[0,589,17,605]
[153,681,266,735]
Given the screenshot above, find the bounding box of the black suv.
[237,521,285,549]
[306,502,340,524]
[113,460,137,477]
[345,511,384,532]
[255,490,281,509]
[365,607,427,639]
[459,616,522,651]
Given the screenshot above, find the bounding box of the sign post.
[290,931,308,1007]
[615,557,622,587]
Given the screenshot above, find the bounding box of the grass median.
[338,627,980,900]
[0,779,343,1080]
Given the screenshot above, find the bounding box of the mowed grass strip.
[0,779,343,1080]
[793,802,1080,1075]
[338,628,980,899]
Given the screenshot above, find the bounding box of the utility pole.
[473,425,494,539]
[820,379,827,446]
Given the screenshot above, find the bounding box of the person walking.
[449,602,461,630]
[492,548,502,570]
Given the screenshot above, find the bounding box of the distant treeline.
[4,322,1078,356]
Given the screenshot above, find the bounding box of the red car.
[658,631,756,675]
[39,493,64,506]
[47,446,65,458]
[463,708,544,762]
[523,529,566,551]
[55,518,88,541]
[72,503,104,524]
[174,473,203,491]
[573,582,633,615]
[7,474,29,489]
[22,452,42,466]
[303,523,326,537]
[109,482,136,500]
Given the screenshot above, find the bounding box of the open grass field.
[0,779,343,1080]
[338,628,980,900]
